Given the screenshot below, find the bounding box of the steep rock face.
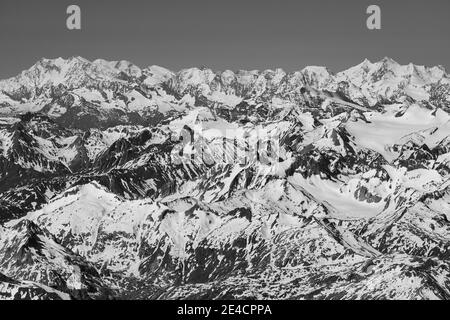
[0,271,70,300]
[0,219,114,299]
[0,57,450,300]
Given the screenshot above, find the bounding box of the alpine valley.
[0,56,450,300]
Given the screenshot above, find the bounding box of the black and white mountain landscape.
[0,56,450,300]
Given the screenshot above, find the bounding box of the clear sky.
[0,0,449,78]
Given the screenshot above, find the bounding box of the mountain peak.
[379,56,399,65]
[92,58,142,77]
[34,56,91,71]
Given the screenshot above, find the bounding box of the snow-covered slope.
[0,57,450,300]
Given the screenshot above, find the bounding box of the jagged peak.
[300,66,334,79]
[379,56,399,65]
[93,58,139,69]
[143,65,175,78]
[37,56,90,67]
[2,56,447,84]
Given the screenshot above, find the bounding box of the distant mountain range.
[0,57,449,300]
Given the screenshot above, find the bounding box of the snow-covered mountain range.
[0,57,449,299]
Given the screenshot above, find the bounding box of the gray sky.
[0,0,449,79]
